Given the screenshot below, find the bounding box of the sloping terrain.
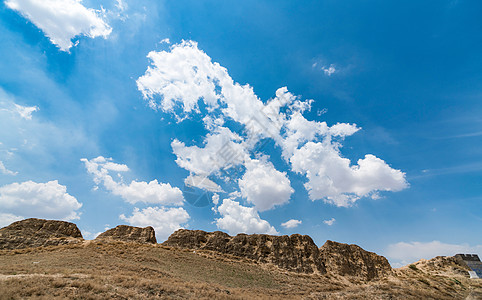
[0,219,480,299]
[0,241,481,299]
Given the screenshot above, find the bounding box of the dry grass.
[0,241,480,299]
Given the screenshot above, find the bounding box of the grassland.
[0,240,480,299]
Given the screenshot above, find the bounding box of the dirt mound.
[319,240,392,280]
[0,218,83,250]
[407,255,471,277]
[163,229,326,274]
[96,225,157,244]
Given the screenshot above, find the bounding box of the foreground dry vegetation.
[0,240,480,299]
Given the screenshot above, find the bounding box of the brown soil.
[0,240,480,299]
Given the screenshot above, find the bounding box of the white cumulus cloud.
[120,206,190,241]
[136,40,408,209]
[136,40,277,141]
[171,126,247,176]
[281,219,301,229]
[215,198,278,235]
[0,180,82,223]
[81,156,184,206]
[239,157,293,211]
[5,0,112,51]
[290,141,408,207]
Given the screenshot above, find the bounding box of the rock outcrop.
[96,225,157,244]
[163,229,326,274]
[0,218,83,250]
[0,219,392,280]
[164,229,393,279]
[319,240,392,280]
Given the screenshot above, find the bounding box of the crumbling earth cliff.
[163,229,392,279]
[0,218,83,250]
[96,225,157,244]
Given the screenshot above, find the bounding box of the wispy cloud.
[14,104,38,120]
[312,62,336,76]
[433,131,482,139]
[322,64,336,76]
[0,161,17,176]
[412,162,482,179]
[323,217,336,226]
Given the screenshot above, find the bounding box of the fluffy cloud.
[137,40,225,113]
[82,156,190,240]
[215,198,278,235]
[136,40,276,141]
[239,157,293,211]
[280,109,359,159]
[137,40,408,209]
[290,141,408,206]
[82,156,184,206]
[120,206,190,241]
[5,0,111,51]
[0,180,82,223]
[386,241,482,267]
[281,219,301,229]
[323,217,336,226]
[171,126,247,176]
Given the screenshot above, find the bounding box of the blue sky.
[0,0,481,267]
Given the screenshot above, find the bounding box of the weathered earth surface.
[0,219,481,299]
[96,225,157,244]
[163,229,393,279]
[319,240,393,280]
[0,218,83,250]
[407,255,471,276]
[163,229,326,274]
[2,241,481,300]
